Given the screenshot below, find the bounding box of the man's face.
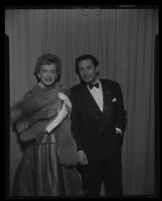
[78,59,99,84]
[37,63,58,87]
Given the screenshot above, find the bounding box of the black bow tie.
[88,82,99,89]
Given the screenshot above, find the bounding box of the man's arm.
[115,83,127,133]
[70,89,89,165]
[69,89,83,151]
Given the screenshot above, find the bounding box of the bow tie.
[88,82,99,89]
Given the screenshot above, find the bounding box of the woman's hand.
[58,92,72,115]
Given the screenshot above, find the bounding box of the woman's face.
[37,63,58,87]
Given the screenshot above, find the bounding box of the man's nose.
[83,70,88,75]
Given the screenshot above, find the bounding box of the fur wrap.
[10,82,78,166]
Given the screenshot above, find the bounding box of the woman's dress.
[13,137,83,196]
[11,84,83,196]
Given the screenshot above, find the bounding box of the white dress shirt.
[87,79,122,135]
[87,79,103,112]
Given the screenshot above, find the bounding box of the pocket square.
[112,98,117,102]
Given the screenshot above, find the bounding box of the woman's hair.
[75,54,99,74]
[34,53,61,82]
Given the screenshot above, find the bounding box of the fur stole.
[10,82,66,124]
[10,82,78,166]
[56,118,78,166]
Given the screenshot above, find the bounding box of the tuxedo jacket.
[70,79,126,160]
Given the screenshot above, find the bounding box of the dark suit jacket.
[70,79,126,160]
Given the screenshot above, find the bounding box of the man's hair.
[75,54,99,74]
[34,53,61,82]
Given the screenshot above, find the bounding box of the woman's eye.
[41,70,47,73]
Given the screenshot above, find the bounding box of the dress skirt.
[12,141,83,197]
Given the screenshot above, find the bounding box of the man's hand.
[77,150,88,165]
[116,128,122,136]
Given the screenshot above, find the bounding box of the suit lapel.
[99,80,113,133]
[81,84,102,115]
[80,80,113,114]
[100,79,112,112]
[79,80,114,134]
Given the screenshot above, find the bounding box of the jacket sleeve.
[115,83,127,133]
[69,89,83,151]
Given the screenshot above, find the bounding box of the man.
[70,54,126,197]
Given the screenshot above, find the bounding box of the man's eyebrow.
[79,65,93,68]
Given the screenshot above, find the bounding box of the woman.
[10,53,83,196]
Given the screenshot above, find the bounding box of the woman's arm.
[45,93,72,134]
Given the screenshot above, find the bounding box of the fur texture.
[56,118,78,166]
[10,83,78,166]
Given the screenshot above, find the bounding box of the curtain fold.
[5,8,158,196]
